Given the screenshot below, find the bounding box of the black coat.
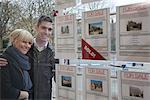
[0,51,25,99]
[27,43,55,100]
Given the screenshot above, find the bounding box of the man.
[0,15,55,100]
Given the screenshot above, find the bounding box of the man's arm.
[0,58,8,67]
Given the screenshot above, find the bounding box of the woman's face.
[14,39,32,54]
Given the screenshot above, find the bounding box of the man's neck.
[35,38,47,47]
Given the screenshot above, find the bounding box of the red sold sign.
[82,39,105,60]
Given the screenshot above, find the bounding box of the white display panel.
[55,0,76,9]
[118,71,150,100]
[56,65,76,100]
[55,14,77,59]
[116,3,150,62]
[82,9,110,59]
[81,0,100,4]
[84,67,111,100]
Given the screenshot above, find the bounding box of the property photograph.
[126,20,142,31]
[90,80,103,92]
[61,76,72,88]
[89,22,103,35]
[129,86,144,98]
[61,25,70,34]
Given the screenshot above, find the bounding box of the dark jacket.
[27,43,55,100]
[0,46,31,100]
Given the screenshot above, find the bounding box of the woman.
[0,29,33,100]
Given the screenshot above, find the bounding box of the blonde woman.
[0,29,33,100]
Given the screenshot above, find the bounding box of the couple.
[0,15,55,100]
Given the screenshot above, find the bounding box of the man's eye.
[48,28,52,31]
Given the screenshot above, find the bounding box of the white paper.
[116,3,150,62]
[84,67,111,100]
[56,65,76,100]
[82,9,110,59]
[55,14,77,59]
[118,71,150,100]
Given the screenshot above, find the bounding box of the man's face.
[36,21,53,42]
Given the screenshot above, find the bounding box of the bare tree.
[0,1,21,49]
[14,0,55,35]
[0,1,19,38]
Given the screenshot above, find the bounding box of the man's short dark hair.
[37,15,52,26]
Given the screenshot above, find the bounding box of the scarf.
[5,46,32,91]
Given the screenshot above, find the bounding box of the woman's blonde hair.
[9,29,33,45]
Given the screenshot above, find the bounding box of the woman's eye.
[22,41,27,43]
[22,41,32,45]
[28,42,32,45]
